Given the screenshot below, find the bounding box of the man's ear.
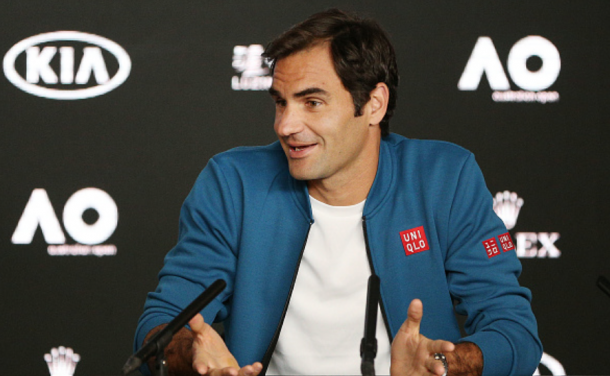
[368,83,389,126]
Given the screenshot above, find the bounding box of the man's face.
[270,43,378,187]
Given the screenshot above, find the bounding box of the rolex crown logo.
[44,346,81,376]
[493,191,524,230]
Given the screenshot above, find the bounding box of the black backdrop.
[1,1,608,375]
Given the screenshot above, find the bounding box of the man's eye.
[307,100,322,107]
[275,99,287,107]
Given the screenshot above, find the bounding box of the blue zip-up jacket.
[135,134,542,376]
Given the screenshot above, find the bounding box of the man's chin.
[288,165,320,181]
[288,170,312,181]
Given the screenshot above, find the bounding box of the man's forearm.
[143,325,197,376]
[445,342,483,376]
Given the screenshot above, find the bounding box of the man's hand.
[189,314,263,376]
[143,315,262,376]
[390,299,455,376]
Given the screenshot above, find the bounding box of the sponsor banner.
[44,347,80,376]
[493,191,561,258]
[231,44,272,91]
[458,36,560,103]
[11,188,118,256]
[3,31,131,100]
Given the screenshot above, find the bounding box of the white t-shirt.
[267,196,391,375]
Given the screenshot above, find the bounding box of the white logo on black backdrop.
[11,188,118,256]
[458,36,560,103]
[231,44,272,91]
[534,352,566,376]
[3,31,131,100]
[493,191,561,258]
[494,192,566,374]
[44,346,80,376]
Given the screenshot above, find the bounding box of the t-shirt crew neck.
[266,196,391,375]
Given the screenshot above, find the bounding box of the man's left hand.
[390,299,455,376]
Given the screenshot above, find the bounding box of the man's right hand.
[143,315,262,376]
[189,314,263,376]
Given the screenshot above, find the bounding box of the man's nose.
[275,104,303,137]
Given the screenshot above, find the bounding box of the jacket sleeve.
[444,154,542,376]
[133,157,240,365]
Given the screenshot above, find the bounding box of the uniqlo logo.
[498,232,515,252]
[399,226,430,256]
[483,237,500,258]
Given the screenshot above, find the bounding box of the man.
[135,9,542,376]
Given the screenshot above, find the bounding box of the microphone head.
[121,355,142,376]
[361,360,375,376]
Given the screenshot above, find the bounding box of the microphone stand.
[121,279,227,376]
[361,275,380,376]
[597,276,610,299]
[155,348,167,376]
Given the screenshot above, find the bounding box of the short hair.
[263,9,399,137]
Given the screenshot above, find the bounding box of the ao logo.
[458,36,560,91]
[3,31,131,100]
[12,188,118,245]
[535,352,566,376]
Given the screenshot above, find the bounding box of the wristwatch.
[434,353,448,376]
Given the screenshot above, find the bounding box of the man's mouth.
[292,145,313,151]
[288,143,316,157]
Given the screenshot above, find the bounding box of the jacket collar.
[363,135,395,218]
[288,134,397,220]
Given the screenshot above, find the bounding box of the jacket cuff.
[133,314,174,376]
[459,330,513,376]
[135,314,173,351]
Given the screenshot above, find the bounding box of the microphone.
[598,276,610,299]
[361,275,380,376]
[121,279,227,375]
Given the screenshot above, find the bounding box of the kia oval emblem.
[3,31,131,100]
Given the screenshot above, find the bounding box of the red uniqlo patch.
[399,226,430,256]
[498,232,515,252]
[483,237,500,259]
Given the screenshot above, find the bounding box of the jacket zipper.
[362,216,393,342]
[261,220,313,374]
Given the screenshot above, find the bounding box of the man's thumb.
[189,313,206,333]
[400,299,423,336]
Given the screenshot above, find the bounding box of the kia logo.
[3,31,131,100]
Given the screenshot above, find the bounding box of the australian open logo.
[231,44,272,91]
[458,36,560,103]
[3,31,131,100]
[12,188,118,256]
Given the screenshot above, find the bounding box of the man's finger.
[193,361,207,375]
[249,362,263,375]
[399,299,423,336]
[189,313,206,333]
[238,365,253,376]
[221,367,239,376]
[206,367,239,376]
[425,356,448,376]
[426,339,455,354]
[238,363,263,376]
